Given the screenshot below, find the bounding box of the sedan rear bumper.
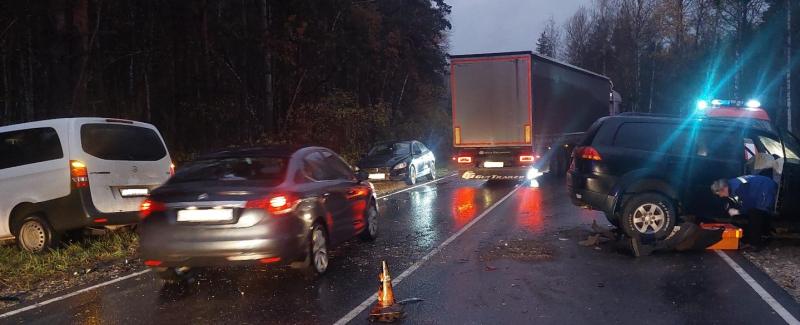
[139,215,308,267]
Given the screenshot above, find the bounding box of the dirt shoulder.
[742,238,800,303]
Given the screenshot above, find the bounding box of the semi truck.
[449,51,618,181]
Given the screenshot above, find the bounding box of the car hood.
[358,154,410,169]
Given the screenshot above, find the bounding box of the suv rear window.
[81,124,167,161]
[172,156,287,183]
[0,127,63,169]
[613,122,687,153]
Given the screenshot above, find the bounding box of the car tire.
[154,266,194,282]
[296,223,329,277]
[621,193,676,239]
[14,215,58,253]
[426,162,436,181]
[405,165,417,185]
[359,201,378,241]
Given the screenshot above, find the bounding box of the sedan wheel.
[405,165,417,185]
[360,202,378,241]
[426,162,436,181]
[310,225,329,274]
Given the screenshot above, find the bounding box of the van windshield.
[81,124,167,161]
[171,156,287,183]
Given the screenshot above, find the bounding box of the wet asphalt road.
[4,175,800,324]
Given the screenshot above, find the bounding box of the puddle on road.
[479,239,554,262]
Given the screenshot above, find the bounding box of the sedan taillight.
[139,199,166,219]
[246,194,299,215]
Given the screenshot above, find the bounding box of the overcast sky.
[446,0,589,55]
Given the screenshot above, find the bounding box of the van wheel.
[14,215,58,253]
[621,193,676,239]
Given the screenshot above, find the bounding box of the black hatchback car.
[568,113,800,238]
[357,140,436,185]
[138,146,378,280]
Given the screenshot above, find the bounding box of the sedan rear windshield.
[171,157,287,183]
[81,124,167,161]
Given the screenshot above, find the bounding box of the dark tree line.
[0,0,452,160]
[538,0,800,132]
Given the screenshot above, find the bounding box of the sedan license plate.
[177,209,234,222]
[483,161,504,168]
[120,188,149,197]
[368,173,386,180]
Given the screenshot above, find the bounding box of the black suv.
[567,113,800,238]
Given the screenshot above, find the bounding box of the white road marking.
[333,185,522,325]
[376,174,456,199]
[0,269,152,319]
[0,172,457,319]
[715,250,800,325]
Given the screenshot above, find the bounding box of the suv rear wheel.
[621,193,676,239]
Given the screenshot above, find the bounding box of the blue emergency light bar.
[696,98,761,110]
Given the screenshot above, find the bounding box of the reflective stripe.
[737,176,748,184]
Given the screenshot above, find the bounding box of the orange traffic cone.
[369,261,404,322]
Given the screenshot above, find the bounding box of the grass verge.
[0,231,138,292]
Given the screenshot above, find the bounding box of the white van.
[0,118,173,252]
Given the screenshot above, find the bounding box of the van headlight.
[393,162,407,170]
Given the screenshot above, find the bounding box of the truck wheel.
[14,215,58,253]
[621,193,676,239]
[405,165,417,185]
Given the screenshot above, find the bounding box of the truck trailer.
[449,51,617,180]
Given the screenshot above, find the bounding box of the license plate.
[368,173,386,180]
[177,209,234,222]
[483,161,504,168]
[120,188,149,197]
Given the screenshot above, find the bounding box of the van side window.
[0,127,63,169]
[613,122,687,154]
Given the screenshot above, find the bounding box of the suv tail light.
[139,199,166,219]
[575,146,602,161]
[70,160,89,189]
[456,156,472,164]
[246,194,300,215]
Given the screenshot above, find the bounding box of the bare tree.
[563,7,592,65]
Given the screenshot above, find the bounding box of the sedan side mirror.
[356,170,370,182]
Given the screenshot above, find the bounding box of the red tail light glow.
[70,160,89,189]
[169,162,176,175]
[576,146,602,161]
[246,194,299,215]
[457,156,472,164]
[519,155,535,162]
[144,260,163,267]
[139,199,166,219]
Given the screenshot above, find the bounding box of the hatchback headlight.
[393,162,407,170]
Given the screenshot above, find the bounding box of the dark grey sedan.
[138,146,378,281]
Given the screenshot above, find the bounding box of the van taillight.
[70,160,89,188]
[139,199,166,219]
[246,194,299,215]
[576,146,602,161]
[169,162,176,175]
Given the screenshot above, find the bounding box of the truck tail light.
[575,146,602,161]
[454,127,462,145]
[519,155,535,162]
[456,156,472,164]
[246,193,299,215]
[70,160,89,189]
[139,199,166,219]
